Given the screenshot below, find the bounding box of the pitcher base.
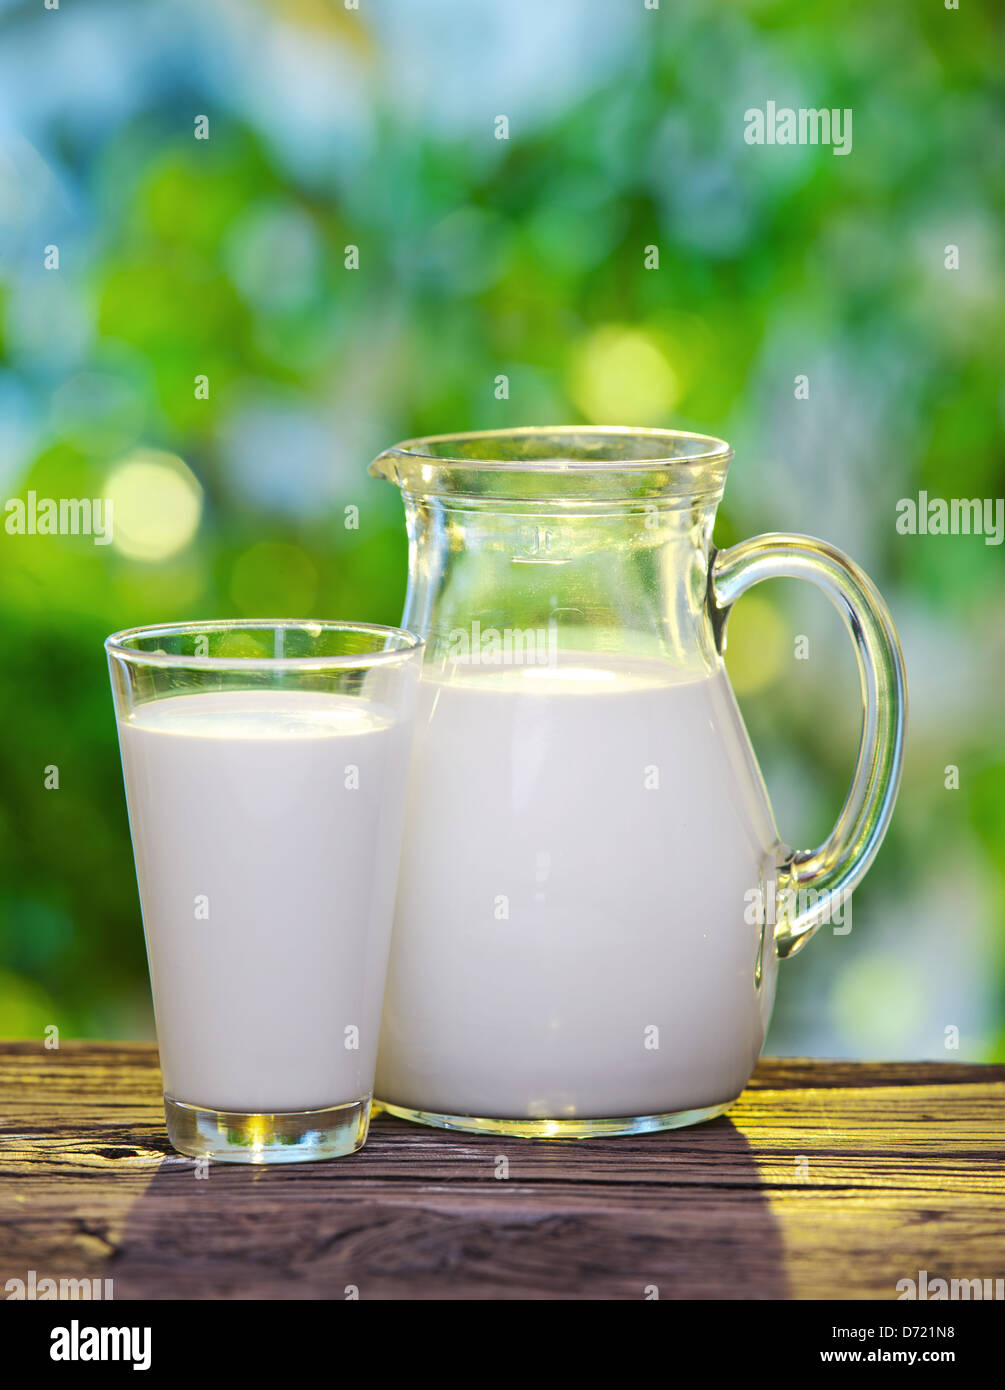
[376,1097,737,1139]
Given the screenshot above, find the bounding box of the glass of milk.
[106,620,422,1163]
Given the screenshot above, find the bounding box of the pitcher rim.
[370,425,733,473]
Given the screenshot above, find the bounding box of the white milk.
[118,689,410,1114]
[376,655,780,1120]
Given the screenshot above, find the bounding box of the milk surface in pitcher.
[375,652,780,1121]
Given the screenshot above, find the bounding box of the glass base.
[376,1097,737,1139]
[164,1094,371,1163]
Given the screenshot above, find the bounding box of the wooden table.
[1,1043,1003,1300]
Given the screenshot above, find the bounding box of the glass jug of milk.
[369,427,907,1137]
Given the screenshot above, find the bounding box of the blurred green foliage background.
[0,0,1002,1058]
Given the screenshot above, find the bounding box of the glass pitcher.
[369,427,907,1138]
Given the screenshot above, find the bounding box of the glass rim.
[370,425,734,472]
[104,619,424,672]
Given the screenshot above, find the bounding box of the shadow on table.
[110,1113,790,1299]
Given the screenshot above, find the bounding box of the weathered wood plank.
[1,1042,1003,1299]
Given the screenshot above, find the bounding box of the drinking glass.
[106,619,422,1163]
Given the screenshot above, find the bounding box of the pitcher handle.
[709,533,908,959]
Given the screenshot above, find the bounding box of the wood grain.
[1,1042,1003,1299]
